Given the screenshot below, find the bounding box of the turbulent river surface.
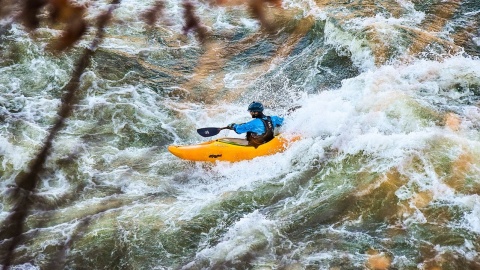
[1,0,480,269]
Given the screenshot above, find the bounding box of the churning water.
[1,0,480,269]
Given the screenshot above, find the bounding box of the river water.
[1,0,480,269]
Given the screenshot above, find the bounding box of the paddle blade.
[197,127,225,137]
[286,105,302,115]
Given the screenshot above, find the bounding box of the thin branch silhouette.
[0,1,120,269]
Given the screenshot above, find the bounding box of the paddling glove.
[227,123,235,130]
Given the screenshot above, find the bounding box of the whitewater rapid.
[1,0,480,269]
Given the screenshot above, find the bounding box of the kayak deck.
[168,135,299,162]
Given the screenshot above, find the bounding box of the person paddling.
[226,101,284,147]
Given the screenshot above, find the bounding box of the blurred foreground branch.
[0,1,120,269]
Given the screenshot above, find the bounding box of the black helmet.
[247,101,264,112]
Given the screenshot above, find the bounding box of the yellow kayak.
[168,135,300,162]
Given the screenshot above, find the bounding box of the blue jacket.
[232,115,284,135]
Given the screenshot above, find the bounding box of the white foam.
[7,263,40,270]
[454,195,480,234]
[281,0,327,20]
[324,19,376,71]
[189,211,277,266]
[0,137,30,172]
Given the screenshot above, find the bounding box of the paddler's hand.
[226,123,235,130]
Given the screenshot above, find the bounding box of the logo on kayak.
[209,154,222,158]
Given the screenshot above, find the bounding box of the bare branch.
[0,1,120,269]
[182,1,208,43]
[141,0,165,26]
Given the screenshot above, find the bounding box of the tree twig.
[0,1,120,269]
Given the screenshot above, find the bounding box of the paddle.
[286,105,301,115]
[196,127,229,137]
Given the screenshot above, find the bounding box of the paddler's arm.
[228,119,264,134]
[271,115,284,127]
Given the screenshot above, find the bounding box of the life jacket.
[247,116,274,147]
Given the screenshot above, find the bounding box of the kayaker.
[226,101,284,147]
